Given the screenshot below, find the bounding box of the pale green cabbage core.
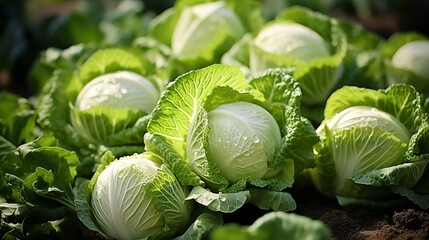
[254,22,330,62]
[207,101,281,182]
[75,71,159,113]
[326,106,410,143]
[323,106,410,194]
[171,1,245,60]
[91,154,164,240]
[391,40,429,79]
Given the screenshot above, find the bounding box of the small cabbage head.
[91,153,192,240]
[206,101,282,182]
[253,22,330,62]
[391,40,429,79]
[171,1,245,68]
[70,70,160,144]
[319,105,411,194]
[75,70,159,113]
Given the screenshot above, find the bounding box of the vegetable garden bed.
[1,1,429,239]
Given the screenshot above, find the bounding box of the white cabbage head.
[75,70,159,113]
[207,101,282,182]
[326,105,410,143]
[391,40,429,79]
[253,22,330,62]
[91,154,191,240]
[171,1,245,62]
[321,106,411,193]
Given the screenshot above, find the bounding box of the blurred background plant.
[1,0,428,98]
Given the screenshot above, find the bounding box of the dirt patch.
[358,209,429,240]
[224,187,429,240]
[293,188,429,240]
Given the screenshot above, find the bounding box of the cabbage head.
[91,152,193,240]
[253,22,330,63]
[75,71,159,113]
[66,49,161,147]
[391,41,429,79]
[381,32,429,95]
[207,101,282,182]
[145,64,317,213]
[171,1,245,68]
[309,85,429,208]
[37,48,163,165]
[149,0,265,73]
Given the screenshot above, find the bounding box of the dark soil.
[224,187,429,240]
[292,187,429,240]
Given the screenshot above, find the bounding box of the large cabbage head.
[247,8,346,107]
[391,40,429,79]
[91,153,192,240]
[322,105,411,194]
[206,101,282,182]
[171,1,245,69]
[383,34,429,95]
[253,22,330,63]
[310,85,429,209]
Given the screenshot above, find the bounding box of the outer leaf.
[16,135,79,207]
[186,105,229,189]
[87,149,116,190]
[173,210,223,240]
[338,18,382,51]
[0,136,23,176]
[250,68,318,174]
[1,173,24,203]
[391,186,429,210]
[248,188,296,211]
[144,133,203,187]
[77,48,149,87]
[37,69,83,149]
[221,34,252,77]
[0,92,37,146]
[148,8,178,47]
[308,125,337,197]
[352,161,428,188]
[21,205,70,238]
[391,171,429,209]
[210,212,331,240]
[149,165,193,239]
[336,18,385,91]
[33,168,77,210]
[69,105,147,145]
[248,157,295,191]
[203,86,262,112]
[75,181,103,234]
[27,44,99,94]
[186,186,250,213]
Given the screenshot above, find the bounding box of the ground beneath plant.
[224,186,429,240]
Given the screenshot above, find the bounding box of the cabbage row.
[1,1,429,239]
